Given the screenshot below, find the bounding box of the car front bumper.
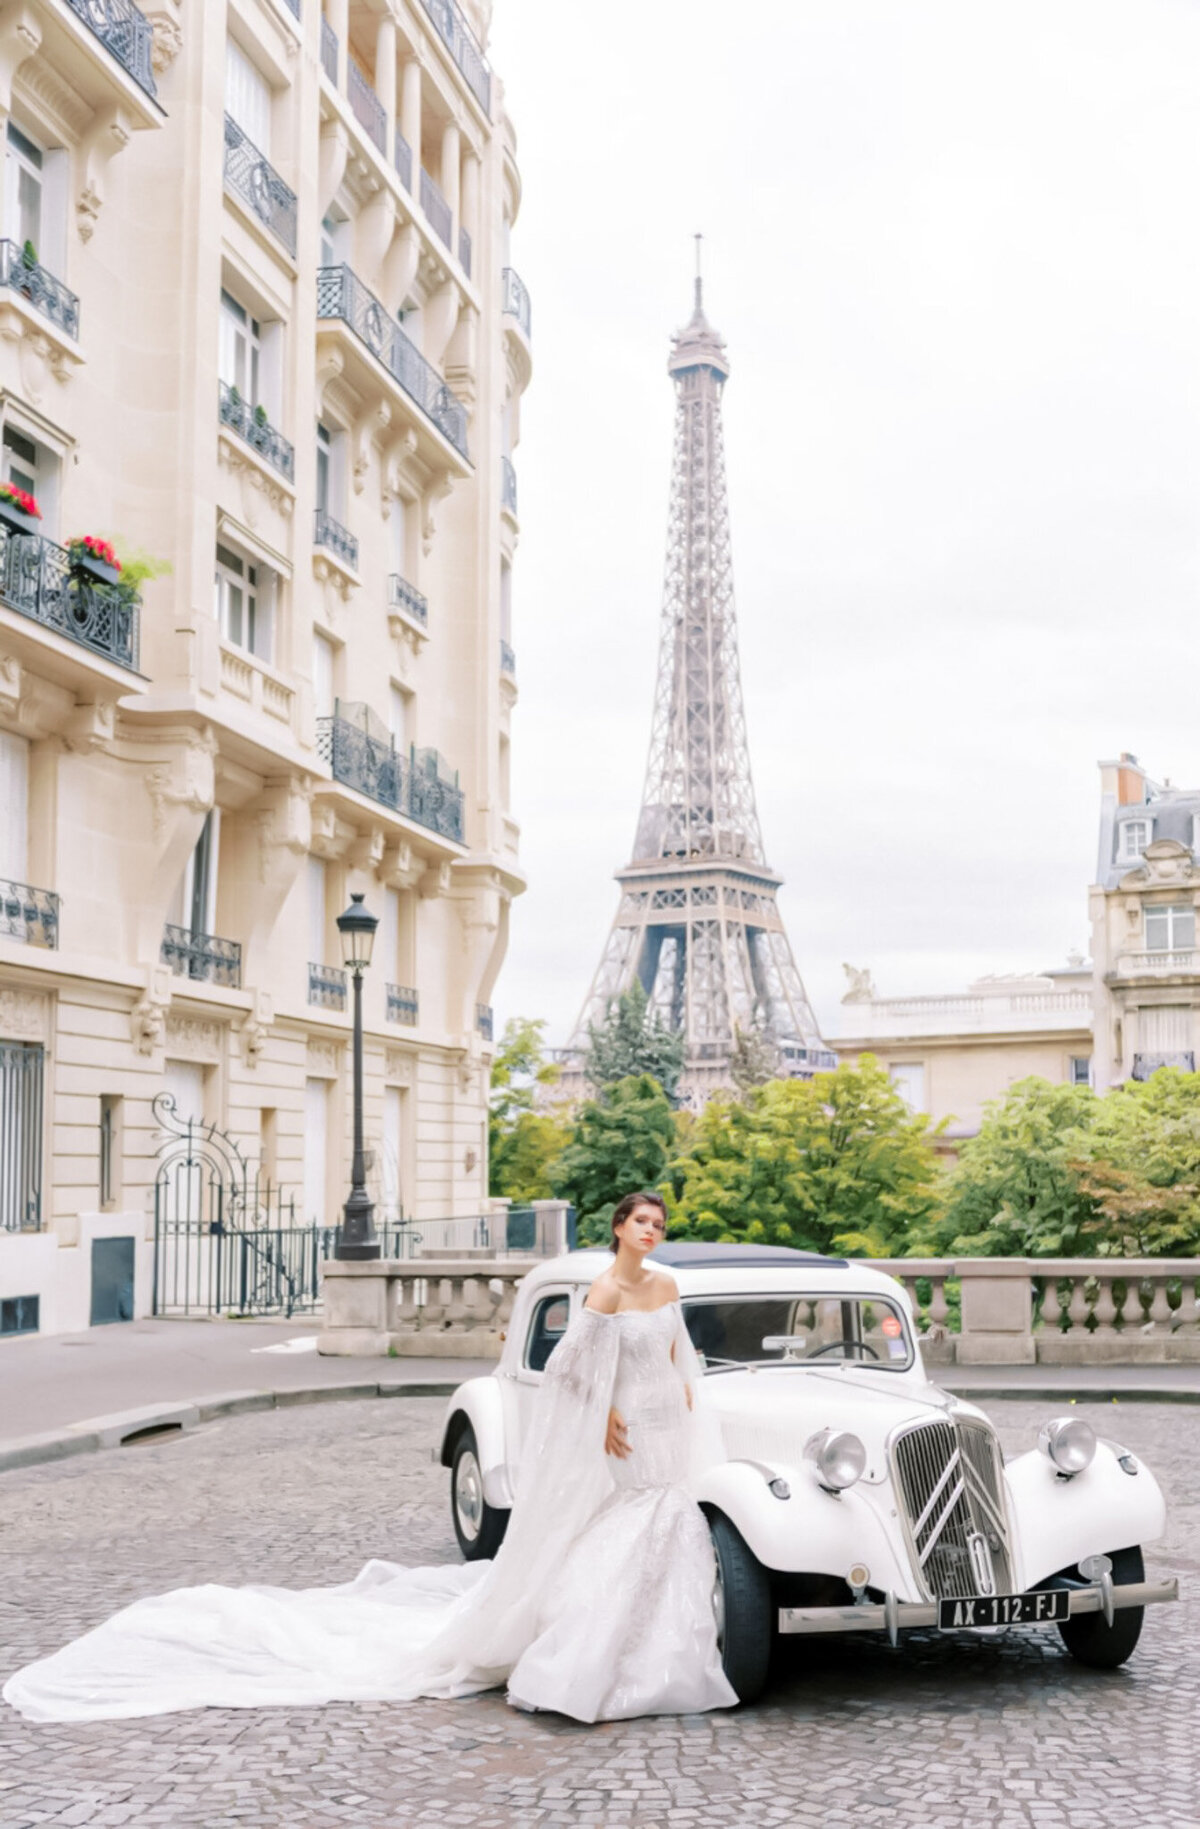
[779,1578,1178,1642]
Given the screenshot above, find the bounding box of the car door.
[510,1284,577,1457]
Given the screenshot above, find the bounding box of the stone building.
[832,963,1093,1144]
[0,0,529,1335]
[1090,753,1200,1089]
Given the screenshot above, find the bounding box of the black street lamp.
[335,891,381,1260]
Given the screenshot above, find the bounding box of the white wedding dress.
[3,1301,736,1725]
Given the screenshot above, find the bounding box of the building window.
[0,1039,44,1231]
[315,421,346,518]
[0,729,29,882]
[889,1061,926,1113]
[225,37,272,152]
[2,421,57,531]
[170,811,220,938]
[1068,1057,1092,1087]
[99,1094,122,1208]
[0,1294,39,1335]
[1117,819,1151,863]
[5,121,42,252]
[389,683,410,751]
[219,289,261,404]
[313,631,335,719]
[1145,904,1195,953]
[215,541,273,662]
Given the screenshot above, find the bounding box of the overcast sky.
[485,0,1200,1046]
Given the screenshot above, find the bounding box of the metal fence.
[349,59,386,152]
[223,116,297,258]
[0,878,59,948]
[218,381,294,480]
[0,524,138,670]
[64,0,157,98]
[0,240,79,339]
[419,0,491,113]
[0,1042,43,1232]
[316,263,469,459]
[160,922,242,988]
[318,705,464,843]
[502,266,532,339]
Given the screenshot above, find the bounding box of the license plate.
[938,1590,1070,1629]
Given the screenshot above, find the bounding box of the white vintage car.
[438,1243,1178,1703]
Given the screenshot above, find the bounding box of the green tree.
[669,1056,943,1255]
[1080,1067,1200,1254]
[729,1024,781,1096]
[935,1077,1099,1257]
[550,1074,675,1242]
[488,1018,570,1201]
[586,980,685,1102]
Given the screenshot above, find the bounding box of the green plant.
[21,239,36,270]
[111,543,172,596]
[550,1074,675,1242]
[585,980,685,1103]
[253,402,268,426]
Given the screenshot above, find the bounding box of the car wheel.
[1057,1545,1145,1670]
[709,1511,772,1704]
[450,1424,509,1562]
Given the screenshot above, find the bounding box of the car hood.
[699,1365,990,1484]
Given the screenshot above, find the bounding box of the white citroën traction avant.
[438,1244,1179,1703]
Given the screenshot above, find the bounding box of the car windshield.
[681,1293,914,1372]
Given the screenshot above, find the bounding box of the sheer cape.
[3,1300,722,1723]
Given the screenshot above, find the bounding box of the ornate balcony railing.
[161,924,242,988]
[388,573,428,627]
[320,18,338,82]
[316,264,469,459]
[420,169,452,247]
[280,0,300,15]
[0,525,138,670]
[502,266,532,340]
[387,983,419,1026]
[0,879,59,949]
[0,242,79,340]
[458,227,472,277]
[223,116,298,258]
[348,59,387,152]
[475,1003,494,1041]
[394,128,413,191]
[63,0,157,99]
[308,961,347,1011]
[317,707,464,843]
[314,507,358,571]
[420,0,491,113]
[1116,949,1199,978]
[218,382,294,482]
[500,455,517,515]
[499,639,515,678]
[1131,1051,1196,1081]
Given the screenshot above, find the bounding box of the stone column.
[400,56,421,187]
[375,14,396,138]
[460,150,479,270]
[441,119,461,234]
[327,0,348,87]
[956,1258,1036,1364]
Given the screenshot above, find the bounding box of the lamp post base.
[335,1189,381,1261]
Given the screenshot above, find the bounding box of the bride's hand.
[684,1383,693,1412]
[605,1407,631,1458]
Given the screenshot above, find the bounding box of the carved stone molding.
[130,964,172,1057]
[312,551,356,606]
[256,776,312,886]
[62,698,117,753]
[0,300,80,404]
[421,477,453,556]
[384,1047,415,1085]
[218,434,296,526]
[307,1036,341,1077]
[418,860,452,900]
[0,7,40,115]
[164,1014,223,1062]
[240,990,273,1068]
[143,728,217,841]
[0,986,49,1040]
[381,836,420,890]
[77,105,133,243]
[145,3,183,75]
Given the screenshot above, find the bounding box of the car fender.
[439,1376,513,1507]
[695,1460,915,1594]
[1005,1438,1167,1589]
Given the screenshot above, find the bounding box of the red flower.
[0,481,41,518]
[68,535,121,573]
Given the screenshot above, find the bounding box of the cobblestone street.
[1,1395,1195,1829]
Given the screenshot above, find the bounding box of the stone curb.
[0,1379,461,1476]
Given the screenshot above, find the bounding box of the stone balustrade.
[319,1257,529,1358]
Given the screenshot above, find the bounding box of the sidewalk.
[3,1317,1199,1475]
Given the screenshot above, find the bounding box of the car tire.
[1057,1545,1145,1670]
[709,1510,772,1705]
[450,1424,509,1562]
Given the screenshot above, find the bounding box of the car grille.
[891,1419,1012,1600]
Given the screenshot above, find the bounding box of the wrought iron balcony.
[316,264,469,460]
[0,879,59,949]
[223,116,298,258]
[349,59,386,153]
[0,525,138,670]
[0,242,79,340]
[499,639,515,677]
[1132,1051,1196,1080]
[161,924,242,988]
[218,382,294,482]
[63,0,157,99]
[475,1003,494,1041]
[388,573,428,627]
[314,507,358,571]
[317,705,464,843]
[458,227,472,278]
[420,169,452,248]
[500,456,517,516]
[387,983,419,1026]
[320,18,338,82]
[420,0,492,113]
[308,961,347,1011]
[394,128,413,192]
[280,0,300,15]
[502,267,532,340]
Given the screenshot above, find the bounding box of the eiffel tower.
[568,256,835,1103]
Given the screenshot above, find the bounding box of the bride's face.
[614,1202,666,1257]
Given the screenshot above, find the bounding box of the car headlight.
[1038,1416,1097,1476]
[804,1427,866,1492]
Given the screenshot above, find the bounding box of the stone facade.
[0,0,528,1335]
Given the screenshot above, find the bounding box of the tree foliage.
[550,1074,675,1243]
[488,1018,570,1202]
[668,1056,943,1256]
[728,1024,781,1096]
[585,981,685,1103]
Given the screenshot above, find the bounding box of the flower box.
[0,483,42,538]
[68,536,121,586]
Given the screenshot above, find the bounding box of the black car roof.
[649,1242,850,1269]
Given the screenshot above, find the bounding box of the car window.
[524,1291,571,1373]
[683,1293,914,1371]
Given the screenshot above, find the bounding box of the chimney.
[1117,753,1146,807]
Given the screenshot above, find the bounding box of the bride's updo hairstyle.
[609,1190,667,1250]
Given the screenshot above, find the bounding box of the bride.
[3,1191,737,1725]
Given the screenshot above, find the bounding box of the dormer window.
[1117,819,1151,863]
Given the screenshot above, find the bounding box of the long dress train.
[2,1302,736,1724]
